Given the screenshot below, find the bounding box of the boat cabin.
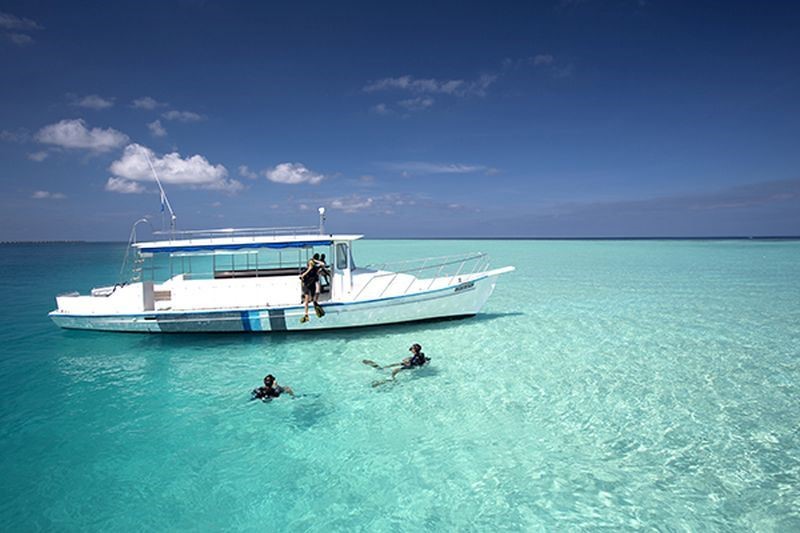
[129,232,362,311]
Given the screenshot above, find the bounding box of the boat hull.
[49,273,502,333]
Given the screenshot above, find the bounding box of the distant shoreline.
[2,236,799,244]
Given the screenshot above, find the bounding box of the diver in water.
[365,343,430,387]
[251,374,295,401]
[391,343,429,378]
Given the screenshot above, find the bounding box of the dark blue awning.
[143,240,333,254]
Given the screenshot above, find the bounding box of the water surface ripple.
[0,240,798,530]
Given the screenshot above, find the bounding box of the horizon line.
[2,235,799,245]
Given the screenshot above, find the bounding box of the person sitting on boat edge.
[251,374,294,401]
[299,254,325,323]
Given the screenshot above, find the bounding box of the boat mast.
[142,149,177,234]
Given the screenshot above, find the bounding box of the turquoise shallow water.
[1,240,799,530]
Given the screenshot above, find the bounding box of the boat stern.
[50,282,154,330]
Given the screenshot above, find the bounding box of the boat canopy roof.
[133,233,363,254]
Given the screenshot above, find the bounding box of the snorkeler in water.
[364,343,430,387]
[251,374,295,401]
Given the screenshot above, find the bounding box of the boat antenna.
[318,206,326,235]
[142,148,177,234]
[119,218,151,284]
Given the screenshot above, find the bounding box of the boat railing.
[355,252,490,299]
[151,225,322,241]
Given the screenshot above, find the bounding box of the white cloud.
[371,103,391,115]
[297,192,476,216]
[330,196,374,213]
[0,12,42,30]
[384,161,487,175]
[468,74,497,96]
[398,96,434,111]
[73,94,115,110]
[27,151,48,162]
[31,190,65,199]
[35,119,129,152]
[162,110,205,122]
[1,11,43,46]
[265,162,325,185]
[105,177,146,194]
[365,76,461,94]
[505,54,572,79]
[132,96,166,110]
[365,74,495,114]
[147,120,167,137]
[108,143,242,192]
[364,74,496,97]
[238,165,259,180]
[8,32,33,45]
[1,128,29,142]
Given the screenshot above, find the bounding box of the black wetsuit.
[406,352,427,367]
[252,385,284,400]
[302,260,319,296]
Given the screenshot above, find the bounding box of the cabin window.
[336,243,349,270]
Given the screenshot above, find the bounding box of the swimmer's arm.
[282,385,295,397]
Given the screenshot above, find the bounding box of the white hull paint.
[50,270,504,333]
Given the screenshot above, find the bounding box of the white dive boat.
[50,202,514,332]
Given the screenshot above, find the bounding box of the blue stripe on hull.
[248,310,263,331]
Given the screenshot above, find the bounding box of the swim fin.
[300,315,309,324]
[314,303,325,318]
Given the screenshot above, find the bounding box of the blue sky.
[1,0,798,240]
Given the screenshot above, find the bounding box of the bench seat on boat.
[214,267,302,279]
